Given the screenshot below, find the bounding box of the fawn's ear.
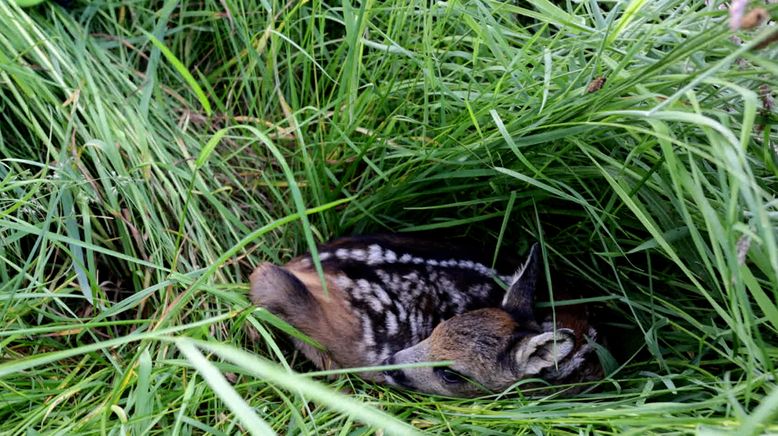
[501,243,540,322]
[512,328,575,376]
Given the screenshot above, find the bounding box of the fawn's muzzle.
[382,356,411,387]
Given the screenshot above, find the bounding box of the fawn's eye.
[436,368,466,384]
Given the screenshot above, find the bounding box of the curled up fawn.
[249,234,604,397]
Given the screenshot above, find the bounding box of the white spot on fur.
[476,264,492,275]
[415,311,430,340]
[468,283,491,297]
[396,304,408,322]
[334,274,353,288]
[371,282,392,305]
[399,253,412,262]
[353,279,373,300]
[376,270,405,295]
[384,249,397,263]
[350,248,367,261]
[440,276,464,309]
[351,279,385,312]
[386,312,398,335]
[409,310,419,341]
[319,252,332,261]
[361,315,375,346]
[368,297,384,312]
[367,244,383,265]
[400,271,419,291]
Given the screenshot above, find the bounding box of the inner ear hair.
[501,242,540,323]
[513,329,575,376]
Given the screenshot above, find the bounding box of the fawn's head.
[382,244,589,397]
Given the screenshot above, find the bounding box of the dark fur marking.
[502,243,540,323]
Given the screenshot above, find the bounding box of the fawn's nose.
[382,356,410,386]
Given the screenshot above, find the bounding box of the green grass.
[1,0,777,434]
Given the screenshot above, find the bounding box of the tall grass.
[1,0,777,433]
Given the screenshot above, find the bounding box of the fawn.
[249,234,603,397]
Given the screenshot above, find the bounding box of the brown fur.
[249,261,364,372]
[427,309,517,362]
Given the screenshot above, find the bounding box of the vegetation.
[1,0,777,433]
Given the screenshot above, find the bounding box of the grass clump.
[1,0,777,434]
